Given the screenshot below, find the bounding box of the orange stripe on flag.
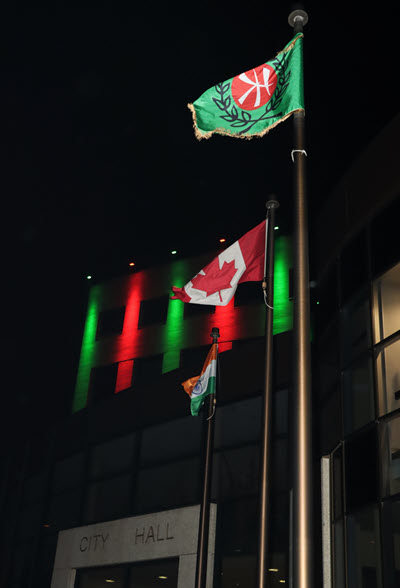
[181,343,217,397]
[182,376,200,397]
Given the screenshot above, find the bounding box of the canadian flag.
[171,220,266,306]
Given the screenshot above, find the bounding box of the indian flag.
[182,344,217,416]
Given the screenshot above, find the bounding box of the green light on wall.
[273,235,293,335]
[162,259,189,373]
[72,291,99,412]
[72,236,294,411]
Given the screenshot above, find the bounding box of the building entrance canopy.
[51,505,216,588]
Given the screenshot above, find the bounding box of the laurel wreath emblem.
[212,53,291,135]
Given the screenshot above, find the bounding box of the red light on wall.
[115,360,134,393]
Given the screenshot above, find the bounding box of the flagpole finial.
[266,200,280,210]
[288,9,308,31]
[211,327,220,342]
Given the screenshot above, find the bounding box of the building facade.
[2,112,400,588]
[1,237,294,588]
[315,113,400,587]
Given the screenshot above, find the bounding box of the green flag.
[188,34,304,140]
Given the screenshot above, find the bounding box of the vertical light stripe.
[273,235,293,335]
[162,260,190,373]
[72,289,99,412]
[115,360,134,393]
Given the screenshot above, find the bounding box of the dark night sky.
[0,1,397,434]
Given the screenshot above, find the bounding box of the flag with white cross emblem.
[188,33,304,140]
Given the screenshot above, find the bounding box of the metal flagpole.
[257,199,279,587]
[195,327,219,588]
[288,9,314,588]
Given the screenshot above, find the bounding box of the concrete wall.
[51,504,216,588]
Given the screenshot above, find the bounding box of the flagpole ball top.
[266,200,280,210]
[288,9,308,28]
[211,327,220,340]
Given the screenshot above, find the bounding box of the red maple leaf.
[191,258,237,301]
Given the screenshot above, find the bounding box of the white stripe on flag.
[192,359,217,398]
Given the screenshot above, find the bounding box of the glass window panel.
[345,427,378,511]
[319,387,342,455]
[85,474,131,524]
[316,262,339,332]
[346,506,382,588]
[332,446,343,521]
[133,354,163,387]
[35,534,58,588]
[16,506,42,541]
[212,445,260,501]
[138,296,169,328]
[96,307,125,339]
[340,231,368,304]
[90,433,137,478]
[184,301,215,318]
[273,388,288,436]
[234,281,263,306]
[381,500,400,587]
[317,321,340,401]
[33,564,53,588]
[214,397,262,450]
[333,519,345,588]
[219,497,258,554]
[22,471,47,505]
[90,364,119,404]
[381,416,400,497]
[221,338,265,404]
[271,438,288,494]
[376,339,400,416]
[135,457,200,513]
[269,493,290,556]
[371,199,400,278]
[8,541,33,587]
[341,291,371,365]
[220,554,257,588]
[343,355,374,434]
[46,489,81,532]
[180,345,210,372]
[28,432,52,475]
[129,558,179,587]
[52,452,85,493]
[373,262,400,343]
[77,565,126,588]
[140,416,202,466]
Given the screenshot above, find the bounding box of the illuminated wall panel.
[273,235,293,335]
[218,342,233,353]
[72,289,99,412]
[213,299,238,343]
[162,260,189,373]
[72,236,293,412]
[111,272,146,363]
[115,360,134,393]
